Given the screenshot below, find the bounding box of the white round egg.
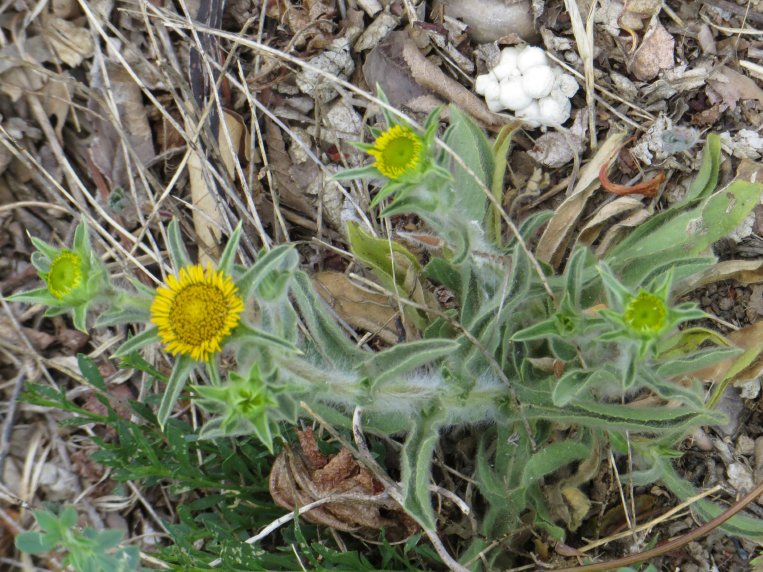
[517,46,548,73]
[521,65,555,99]
[499,78,533,111]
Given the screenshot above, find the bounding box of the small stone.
[719,298,734,311]
[701,296,712,306]
[728,462,755,495]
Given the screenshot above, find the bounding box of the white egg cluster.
[475,46,579,128]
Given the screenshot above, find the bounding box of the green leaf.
[30,236,60,260]
[363,339,459,386]
[112,326,159,358]
[59,506,77,528]
[166,219,191,270]
[610,181,763,285]
[400,413,444,530]
[660,459,763,539]
[231,323,301,353]
[512,318,559,341]
[564,247,589,308]
[72,302,89,332]
[236,245,297,300]
[552,369,618,407]
[291,271,367,364]
[218,222,243,275]
[34,510,64,534]
[93,528,123,550]
[489,123,519,244]
[94,307,151,328]
[73,219,91,253]
[685,134,721,202]
[4,287,60,306]
[521,440,591,487]
[157,355,195,430]
[655,347,742,378]
[15,532,55,555]
[77,354,107,391]
[443,104,494,223]
[332,164,380,181]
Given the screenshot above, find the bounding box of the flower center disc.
[47,251,82,298]
[370,125,422,179]
[170,284,228,345]
[383,137,417,171]
[151,265,244,361]
[625,292,666,333]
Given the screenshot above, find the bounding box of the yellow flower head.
[368,125,423,180]
[624,291,667,334]
[150,265,244,362]
[45,250,83,299]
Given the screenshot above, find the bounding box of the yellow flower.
[624,291,667,334]
[45,250,83,299]
[368,125,423,180]
[150,265,244,362]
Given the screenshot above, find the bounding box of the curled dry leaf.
[690,322,763,388]
[599,134,665,197]
[577,196,645,246]
[269,428,418,539]
[675,259,763,295]
[599,159,665,197]
[536,131,628,268]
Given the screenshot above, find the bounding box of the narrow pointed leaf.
[157,355,195,430]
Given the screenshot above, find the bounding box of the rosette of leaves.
[7,220,110,331]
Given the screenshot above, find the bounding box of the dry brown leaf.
[690,321,763,387]
[594,208,650,257]
[269,428,417,539]
[363,31,434,109]
[401,35,511,130]
[675,260,763,295]
[51,0,81,18]
[312,271,400,345]
[630,19,674,81]
[42,15,94,67]
[578,196,644,246]
[41,79,73,140]
[89,65,155,182]
[749,284,763,317]
[707,66,763,110]
[536,131,628,268]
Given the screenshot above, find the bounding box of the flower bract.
[44,250,83,299]
[368,125,423,180]
[150,264,244,362]
[624,291,667,334]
